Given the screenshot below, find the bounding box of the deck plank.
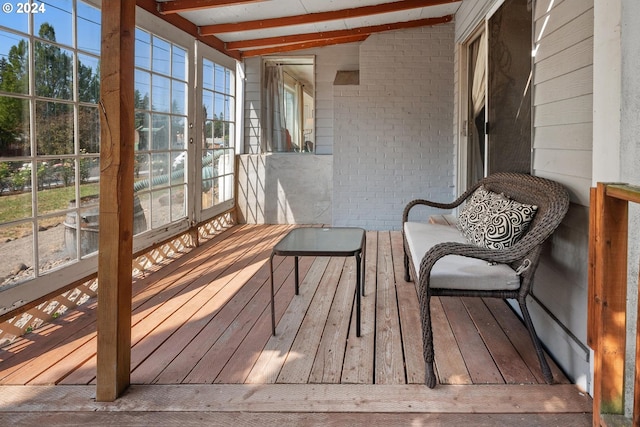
[212,255,315,384]
[440,297,505,384]
[244,257,330,384]
[309,256,355,383]
[375,232,405,384]
[432,297,473,385]
[277,257,345,383]
[389,231,426,384]
[341,231,377,384]
[462,297,538,384]
[0,384,592,414]
[483,297,571,384]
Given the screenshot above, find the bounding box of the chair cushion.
[457,186,538,250]
[404,221,520,290]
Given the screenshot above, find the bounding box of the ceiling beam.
[240,35,370,58]
[137,0,241,60]
[227,15,453,50]
[200,0,459,35]
[157,0,265,14]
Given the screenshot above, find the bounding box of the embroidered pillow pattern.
[458,186,538,249]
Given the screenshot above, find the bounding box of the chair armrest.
[402,185,481,223]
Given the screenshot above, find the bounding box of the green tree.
[0,39,29,156]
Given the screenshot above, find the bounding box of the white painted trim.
[592,0,621,184]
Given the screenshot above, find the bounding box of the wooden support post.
[589,183,628,423]
[96,0,136,402]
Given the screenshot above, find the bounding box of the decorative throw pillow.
[457,186,538,249]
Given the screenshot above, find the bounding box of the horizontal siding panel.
[534,94,593,127]
[454,0,492,42]
[533,148,592,179]
[535,37,593,84]
[534,0,592,42]
[534,66,593,106]
[534,123,593,151]
[533,170,591,206]
[534,10,593,64]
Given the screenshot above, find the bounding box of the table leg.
[294,256,300,295]
[270,253,276,335]
[356,251,362,337]
[362,234,366,297]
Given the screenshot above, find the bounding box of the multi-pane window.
[133,29,188,229]
[201,58,235,210]
[0,3,238,296]
[0,1,102,288]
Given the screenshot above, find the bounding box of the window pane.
[225,122,235,148]
[135,70,151,110]
[214,64,225,93]
[202,91,213,119]
[0,31,29,94]
[37,159,75,213]
[202,179,214,210]
[34,1,73,47]
[34,41,73,100]
[171,81,186,115]
[75,195,100,257]
[214,93,225,119]
[151,37,170,75]
[0,222,34,287]
[172,46,186,80]
[135,111,150,151]
[151,188,169,228]
[0,162,31,213]
[39,214,72,273]
[171,185,186,221]
[171,116,186,149]
[36,101,73,155]
[151,74,170,112]
[80,155,99,185]
[0,96,30,157]
[170,159,185,186]
[135,29,151,69]
[78,53,100,103]
[151,152,169,187]
[79,106,100,153]
[202,59,213,90]
[77,1,101,55]
[150,113,170,150]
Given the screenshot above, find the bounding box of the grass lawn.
[1,183,100,239]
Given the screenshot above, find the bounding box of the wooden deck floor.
[0,225,592,425]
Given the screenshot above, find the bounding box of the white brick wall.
[332,24,456,230]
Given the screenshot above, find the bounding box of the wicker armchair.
[402,172,570,388]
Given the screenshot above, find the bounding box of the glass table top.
[273,227,365,256]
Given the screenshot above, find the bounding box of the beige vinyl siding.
[533,0,594,205]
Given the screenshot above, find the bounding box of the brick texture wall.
[333,24,456,230]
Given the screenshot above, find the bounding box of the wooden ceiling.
[140,0,461,59]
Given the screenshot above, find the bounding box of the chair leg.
[519,299,554,384]
[421,294,437,388]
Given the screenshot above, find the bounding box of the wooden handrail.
[589,182,640,426]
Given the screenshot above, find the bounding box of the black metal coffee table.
[270,227,366,337]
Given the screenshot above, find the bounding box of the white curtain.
[472,32,487,117]
[263,63,286,152]
[470,32,487,182]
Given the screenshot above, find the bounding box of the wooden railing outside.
[589,183,640,426]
